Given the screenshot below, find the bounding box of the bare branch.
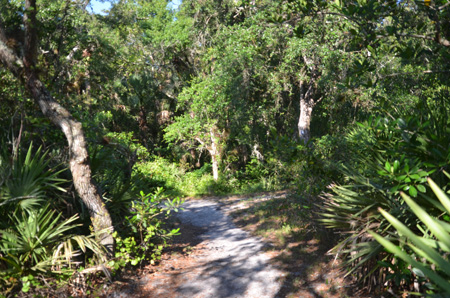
[397,32,450,47]
[195,137,205,146]
[438,2,450,10]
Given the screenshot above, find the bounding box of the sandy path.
[109,198,283,298]
[173,200,282,297]
[107,191,366,298]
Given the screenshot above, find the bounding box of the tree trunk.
[298,80,315,145]
[0,2,114,256]
[27,74,115,254]
[211,151,220,181]
[196,128,222,181]
[298,96,314,144]
[209,129,220,181]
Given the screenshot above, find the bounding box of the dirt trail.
[109,197,283,298]
[108,193,361,298]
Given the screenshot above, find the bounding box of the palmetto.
[0,143,66,214]
[370,178,450,295]
[0,143,106,277]
[1,205,80,274]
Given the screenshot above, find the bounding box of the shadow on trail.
[223,194,363,298]
[110,195,365,298]
[271,231,346,298]
[170,200,282,298]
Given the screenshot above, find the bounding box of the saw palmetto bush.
[0,143,106,293]
[321,108,450,292]
[0,205,105,275]
[0,143,66,216]
[370,177,450,296]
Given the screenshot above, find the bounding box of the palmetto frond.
[0,143,67,214]
[0,205,106,275]
[370,178,450,295]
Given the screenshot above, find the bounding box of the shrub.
[134,157,219,196]
[0,143,105,295]
[0,205,105,277]
[109,188,182,269]
[321,114,450,292]
[370,178,450,295]
[0,143,66,216]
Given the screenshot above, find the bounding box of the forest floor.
[103,191,368,298]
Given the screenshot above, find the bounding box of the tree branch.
[397,32,450,47]
[0,25,24,76]
[438,2,450,10]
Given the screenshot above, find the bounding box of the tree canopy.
[1,0,450,296]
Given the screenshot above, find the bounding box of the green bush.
[0,205,105,277]
[0,143,66,216]
[109,188,182,269]
[370,178,450,295]
[0,144,106,295]
[320,113,450,292]
[134,157,219,196]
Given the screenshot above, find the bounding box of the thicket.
[1,0,449,296]
[321,74,450,295]
[0,139,182,296]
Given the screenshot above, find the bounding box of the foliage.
[320,92,450,292]
[1,0,450,295]
[0,144,67,216]
[0,205,106,292]
[134,157,225,196]
[90,133,143,221]
[0,142,106,294]
[370,178,450,295]
[109,188,182,269]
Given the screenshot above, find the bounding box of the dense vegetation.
[0,0,449,296]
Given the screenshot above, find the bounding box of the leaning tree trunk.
[0,0,114,256]
[27,74,115,254]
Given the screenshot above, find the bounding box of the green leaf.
[409,186,418,197]
[410,174,421,180]
[401,192,450,250]
[429,178,450,213]
[393,160,400,172]
[416,184,426,193]
[412,267,425,278]
[385,161,391,172]
[369,230,450,292]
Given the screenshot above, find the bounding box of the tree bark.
[26,74,115,254]
[298,80,315,145]
[195,127,223,181]
[210,134,220,181]
[0,1,114,255]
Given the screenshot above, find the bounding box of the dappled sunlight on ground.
[104,191,371,298]
[216,191,370,298]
